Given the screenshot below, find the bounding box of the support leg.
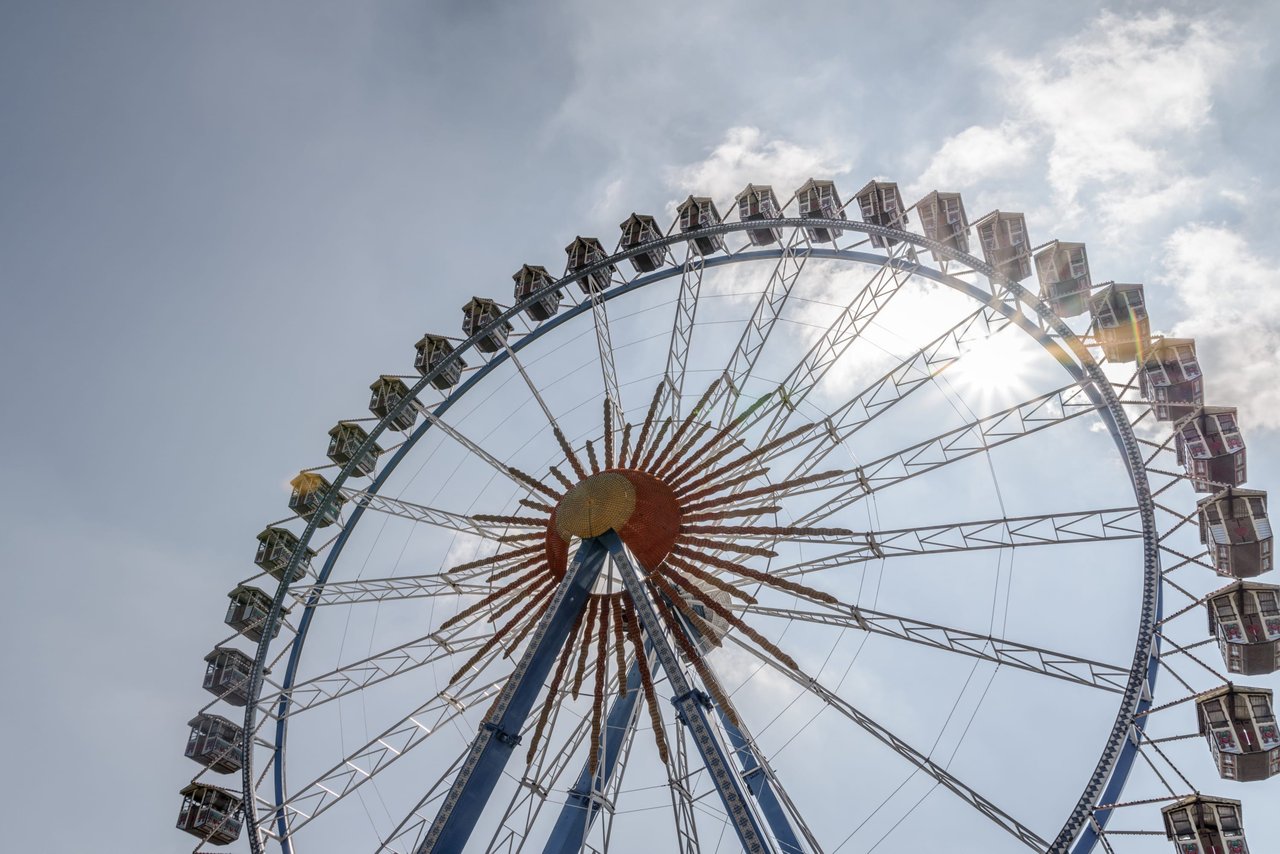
[416,538,608,854]
[600,531,777,854]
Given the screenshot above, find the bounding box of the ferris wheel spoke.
[744,240,915,446]
[267,673,507,842]
[724,634,1052,852]
[410,399,555,497]
[587,281,626,433]
[791,382,1101,526]
[771,303,1012,478]
[337,488,525,539]
[259,630,492,718]
[707,227,811,426]
[292,573,492,607]
[656,248,705,422]
[760,507,1143,581]
[743,602,1130,693]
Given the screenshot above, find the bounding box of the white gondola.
[1089,282,1150,362]
[1140,337,1203,421]
[1197,684,1280,781]
[1176,406,1247,492]
[254,526,313,583]
[675,196,725,256]
[1199,488,1273,578]
[224,584,286,642]
[1161,795,1251,854]
[914,190,969,260]
[619,213,668,273]
[414,333,466,389]
[185,712,244,773]
[854,180,907,248]
[734,184,782,246]
[973,210,1031,281]
[369,375,417,431]
[289,470,343,528]
[326,420,381,477]
[513,264,561,321]
[177,782,243,845]
[565,236,617,294]
[796,178,845,243]
[1209,580,1280,675]
[1034,240,1091,317]
[202,645,254,706]
[462,296,512,353]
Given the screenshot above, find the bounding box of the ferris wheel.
[177,178,1276,854]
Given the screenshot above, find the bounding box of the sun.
[948,328,1035,404]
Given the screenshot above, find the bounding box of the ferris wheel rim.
[238,216,1162,854]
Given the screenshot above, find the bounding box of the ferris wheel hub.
[554,472,637,539]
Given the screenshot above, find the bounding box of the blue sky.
[2,2,1279,852]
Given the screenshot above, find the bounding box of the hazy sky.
[2,2,1279,852]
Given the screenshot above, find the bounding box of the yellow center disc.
[555,472,637,540]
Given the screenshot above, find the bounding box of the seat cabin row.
[176,522,312,840]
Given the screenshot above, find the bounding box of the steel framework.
[191,212,1173,854]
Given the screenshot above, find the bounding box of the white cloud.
[666,126,851,211]
[912,11,1245,234]
[915,122,1034,191]
[1003,11,1236,228]
[1163,224,1280,429]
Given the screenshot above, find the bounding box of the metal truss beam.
[706,673,811,853]
[657,249,705,422]
[264,674,504,841]
[484,698,597,854]
[588,283,626,432]
[708,228,810,426]
[727,635,1051,852]
[780,304,1010,478]
[793,382,1101,526]
[258,631,489,719]
[543,655,648,853]
[410,400,535,494]
[291,574,490,608]
[751,241,914,445]
[667,724,702,853]
[746,602,1130,693]
[769,507,1143,580]
[338,488,519,539]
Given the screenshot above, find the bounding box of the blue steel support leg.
[600,531,777,854]
[542,657,645,853]
[715,706,806,854]
[416,538,609,854]
[664,605,808,853]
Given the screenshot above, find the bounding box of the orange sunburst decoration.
[448,379,851,774]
